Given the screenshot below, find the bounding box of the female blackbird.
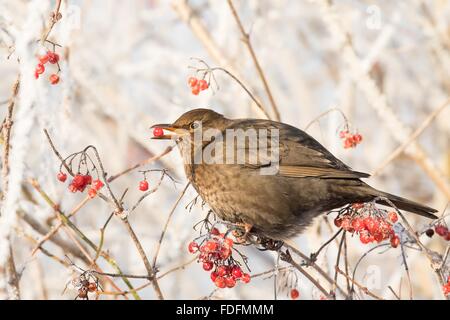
[152,108,437,240]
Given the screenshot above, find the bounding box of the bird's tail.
[364,187,438,219]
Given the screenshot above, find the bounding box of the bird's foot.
[231,222,254,244]
[258,238,284,251]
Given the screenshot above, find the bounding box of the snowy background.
[0,0,449,299]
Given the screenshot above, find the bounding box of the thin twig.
[152,182,190,269]
[30,195,91,256]
[1,75,21,299]
[388,285,401,300]
[27,178,140,299]
[335,266,384,300]
[226,0,280,121]
[304,107,349,131]
[107,146,174,183]
[284,241,348,297]
[372,98,450,176]
[280,250,332,299]
[41,0,62,44]
[310,228,343,262]
[122,218,164,299]
[332,232,347,298]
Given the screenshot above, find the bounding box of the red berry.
[83,175,92,185]
[219,246,231,259]
[231,266,242,279]
[353,134,363,143]
[390,235,400,248]
[39,54,49,64]
[191,85,200,95]
[290,288,300,300]
[364,217,378,234]
[57,172,67,182]
[153,127,164,138]
[47,51,59,64]
[343,138,354,149]
[203,261,213,271]
[435,225,449,237]
[445,233,450,241]
[217,265,228,277]
[214,276,226,289]
[88,283,97,292]
[188,241,199,254]
[359,230,372,244]
[373,232,384,243]
[188,77,198,87]
[339,130,348,139]
[139,180,149,191]
[334,217,342,228]
[388,212,398,223]
[443,284,450,296]
[93,179,104,190]
[34,70,39,79]
[198,79,208,90]
[225,276,236,288]
[210,271,218,282]
[36,63,45,75]
[224,237,234,248]
[72,174,86,188]
[210,227,220,236]
[68,184,78,193]
[205,240,218,252]
[49,74,60,85]
[88,188,97,199]
[241,273,251,284]
[209,252,220,261]
[351,218,364,232]
[341,216,354,233]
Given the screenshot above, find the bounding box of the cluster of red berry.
[188,77,209,95]
[34,51,60,84]
[188,227,250,289]
[339,130,363,149]
[57,172,104,198]
[443,277,450,297]
[334,208,400,247]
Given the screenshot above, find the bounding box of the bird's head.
[150,108,228,141]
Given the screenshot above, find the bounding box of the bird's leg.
[231,222,254,244]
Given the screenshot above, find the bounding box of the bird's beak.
[150,123,188,140]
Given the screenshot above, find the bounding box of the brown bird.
[152,108,437,240]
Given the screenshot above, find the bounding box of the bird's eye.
[190,121,200,130]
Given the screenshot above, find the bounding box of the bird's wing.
[224,119,370,179]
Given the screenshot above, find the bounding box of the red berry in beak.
[153,127,164,138]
